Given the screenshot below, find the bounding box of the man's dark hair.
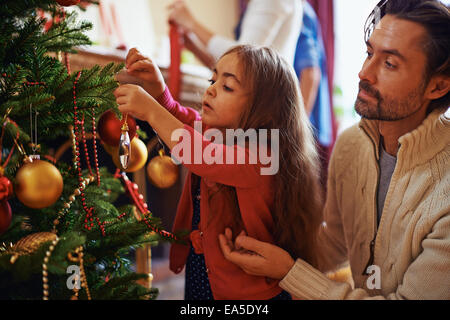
[385,0,450,112]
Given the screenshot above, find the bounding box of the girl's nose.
[206,83,216,97]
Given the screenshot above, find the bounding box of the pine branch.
[93,273,157,300]
[0,0,173,300]
[40,11,92,53]
[0,0,55,21]
[3,16,45,66]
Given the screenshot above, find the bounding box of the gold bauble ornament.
[102,141,115,156]
[146,149,179,189]
[8,232,58,264]
[14,156,63,209]
[112,137,148,172]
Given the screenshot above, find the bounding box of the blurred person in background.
[167,0,303,68]
[294,0,333,188]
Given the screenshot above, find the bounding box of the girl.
[114,45,323,300]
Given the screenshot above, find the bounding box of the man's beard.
[354,80,427,121]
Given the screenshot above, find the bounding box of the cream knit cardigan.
[280,108,450,299]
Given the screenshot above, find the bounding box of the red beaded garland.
[72,72,103,234]
[24,81,46,87]
[1,73,47,89]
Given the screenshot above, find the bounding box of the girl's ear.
[425,74,450,100]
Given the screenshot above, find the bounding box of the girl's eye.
[366,51,373,59]
[208,79,233,92]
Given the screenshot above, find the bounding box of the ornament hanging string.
[0,80,49,165]
[29,104,39,154]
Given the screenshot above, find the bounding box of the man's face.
[355,15,431,121]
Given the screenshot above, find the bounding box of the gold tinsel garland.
[2,176,95,300]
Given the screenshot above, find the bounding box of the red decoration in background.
[0,177,13,201]
[0,117,19,236]
[98,1,127,51]
[115,170,177,241]
[38,9,63,33]
[109,2,127,51]
[169,24,182,101]
[79,1,92,10]
[0,200,12,235]
[56,0,80,6]
[97,110,137,146]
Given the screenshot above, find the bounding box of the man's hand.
[115,48,166,98]
[219,228,295,280]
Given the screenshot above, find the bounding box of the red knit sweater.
[156,88,282,300]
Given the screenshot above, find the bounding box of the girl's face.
[202,52,251,130]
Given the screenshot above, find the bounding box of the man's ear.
[425,74,450,100]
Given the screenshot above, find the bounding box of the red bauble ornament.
[97,110,137,146]
[56,0,80,6]
[0,176,13,201]
[0,200,12,235]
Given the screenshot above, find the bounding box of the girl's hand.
[114,84,158,123]
[168,0,197,32]
[118,48,166,98]
[115,84,184,151]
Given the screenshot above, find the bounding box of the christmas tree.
[0,0,177,300]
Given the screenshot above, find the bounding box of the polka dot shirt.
[184,182,214,300]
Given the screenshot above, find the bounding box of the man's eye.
[385,61,396,69]
[208,79,216,85]
[366,51,373,58]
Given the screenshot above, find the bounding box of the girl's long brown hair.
[208,45,324,267]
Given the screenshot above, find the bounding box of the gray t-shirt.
[377,143,397,226]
